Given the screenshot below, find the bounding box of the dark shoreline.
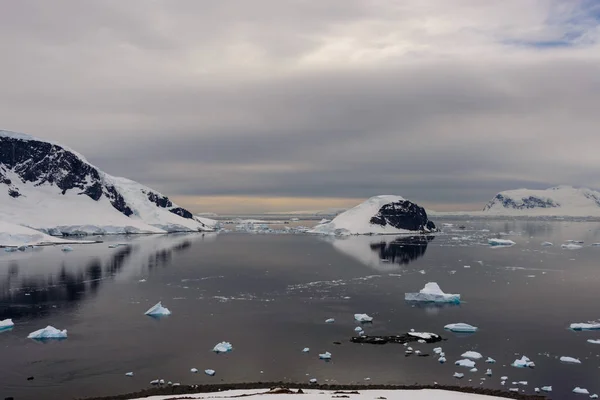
[79,382,545,400]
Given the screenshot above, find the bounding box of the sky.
[1,0,600,214]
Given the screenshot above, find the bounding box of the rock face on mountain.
[310,195,437,235]
[0,130,213,235]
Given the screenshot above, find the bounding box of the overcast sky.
[1,0,600,213]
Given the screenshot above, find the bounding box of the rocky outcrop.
[370,200,437,232]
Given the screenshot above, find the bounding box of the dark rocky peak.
[370,200,437,232]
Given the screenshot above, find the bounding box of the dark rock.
[333,341,342,345]
[369,200,436,232]
[351,333,443,345]
[27,376,34,380]
[8,189,20,198]
[297,389,304,394]
[170,207,193,219]
[484,194,559,211]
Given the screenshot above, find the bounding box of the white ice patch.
[0,319,14,331]
[461,351,483,360]
[144,302,171,317]
[488,239,515,247]
[205,369,216,376]
[354,313,373,322]
[408,332,439,340]
[455,359,476,368]
[325,318,335,323]
[404,282,460,304]
[511,356,535,368]
[27,325,67,340]
[541,242,553,246]
[453,372,464,379]
[571,322,600,331]
[485,357,496,364]
[587,339,600,344]
[319,351,332,360]
[560,356,582,364]
[213,342,233,353]
[562,243,583,250]
[444,323,478,333]
[573,387,589,395]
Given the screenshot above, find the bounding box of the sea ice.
[560,356,582,364]
[354,326,364,332]
[433,347,443,354]
[469,368,477,372]
[404,282,460,304]
[439,357,446,363]
[150,379,160,385]
[453,372,464,379]
[325,318,335,323]
[571,322,600,331]
[309,378,317,384]
[461,351,483,360]
[590,394,598,399]
[562,243,583,250]
[144,301,171,317]
[354,313,373,322]
[213,342,233,353]
[485,357,496,363]
[573,387,589,395]
[319,351,332,360]
[302,348,310,353]
[512,355,535,368]
[541,386,552,392]
[125,372,134,377]
[587,339,600,344]
[541,242,553,246]
[408,332,439,340]
[455,359,476,368]
[27,325,67,340]
[500,377,508,381]
[191,368,198,373]
[444,323,478,333]
[0,319,14,331]
[488,239,515,246]
[205,369,216,376]
[486,369,492,376]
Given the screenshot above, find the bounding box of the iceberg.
[302,347,310,353]
[485,357,496,363]
[587,339,600,344]
[125,372,134,377]
[486,369,492,376]
[354,313,373,323]
[560,356,581,364]
[354,326,364,332]
[433,347,442,354]
[455,359,476,368]
[469,368,477,372]
[191,368,198,373]
[404,282,460,304]
[144,301,171,317]
[488,239,515,246]
[309,378,318,384]
[325,318,335,323]
[511,355,535,368]
[0,318,14,331]
[27,325,67,340]
[444,323,477,333]
[438,357,446,363]
[461,351,483,360]
[590,395,598,399]
[205,369,216,376]
[319,351,332,360]
[453,372,464,379]
[541,386,552,392]
[573,387,589,395]
[213,342,233,353]
[408,332,439,340]
[562,243,583,250]
[541,242,553,246]
[570,322,600,331]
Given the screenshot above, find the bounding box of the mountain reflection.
[370,236,434,265]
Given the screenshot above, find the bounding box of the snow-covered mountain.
[482,186,600,217]
[0,130,214,235]
[310,195,437,235]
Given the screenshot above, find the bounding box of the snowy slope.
[482,186,600,217]
[0,220,81,246]
[0,130,212,235]
[310,195,436,235]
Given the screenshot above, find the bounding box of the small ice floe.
[191,368,198,373]
[404,282,460,304]
[442,223,454,228]
[0,319,14,331]
[461,351,483,360]
[27,326,67,340]
[414,350,421,355]
[455,359,476,368]
[144,302,171,317]
[150,379,160,385]
[417,339,426,344]
[319,351,332,360]
[541,386,552,392]
[509,388,519,393]
[534,388,540,393]
[213,342,233,353]
[439,357,446,363]
[541,242,553,247]
[205,369,216,376]
[408,332,438,340]
[159,379,165,384]
[562,243,583,250]
[125,371,134,377]
[173,383,180,387]
[573,387,589,395]
[571,322,600,331]
[500,376,508,381]
[433,347,443,354]
[419,270,426,275]
[464,265,471,269]
[61,246,73,252]
[302,347,310,353]
[587,339,600,344]
[486,369,492,376]
[488,239,515,247]
[355,326,364,332]
[469,368,478,373]
[309,378,317,384]
[4,247,17,252]
[518,381,528,385]
[444,323,478,333]
[485,357,496,364]
[512,355,535,368]
[560,356,582,364]
[453,372,464,379]
[138,279,147,283]
[325,318,335,323]
[590,394,598,399]
[354,314,373,323]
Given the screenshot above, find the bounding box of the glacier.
[405,282,460,304]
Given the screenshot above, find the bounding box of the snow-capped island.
[309,195,437,236]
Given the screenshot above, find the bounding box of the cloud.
[1,0,599,212]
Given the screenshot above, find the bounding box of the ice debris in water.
[486,369,492,376]
[560,356,582,364]
[573,387,589,395]
[125,372,134,377]
[461,351,483,360]
[325,318,335,323]
[455,359,476,368]
[469,368,478,373]
[444,323,478,333]
[354,313,373,323]
[404,282,460,304]
[191,368,198,373]
[408,332,439,340]
[488,239,515,247]
[439,357,446,363]
[27,325,67,340]
[486,357,496,363]
[354,326,364,332]
[0,319,14,331]
[587,339,600,344]
[213,342,233,353]
[144,301,171,317]
[571,322,600,331]
[319,351,332,360]
[453,372,464,379]
[562,243,583,250]
[512,355,535,368]
[309,378,317,384]
[433,347,443,354]
[590,395,599,399]
[302,347,310,353]
[150,379,160,385]
[205,369,216,376]
[61,246,73,252]
[541,242,553,246]
[541,386,552,392]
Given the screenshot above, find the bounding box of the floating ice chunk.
[354,313,373,322]
[302,347,310,353]
[486,369,492,376]
[27,325,67,340]
[205,369,216,376]
[461,351,483,360]
[150,379,160,385]
[144,301,171,317]
[354,326,364,332]
[512,355,535,368]
[125,372,134,377]
[534,388,540,393]
[439,357,446,363]
[191,368,199,373]
[309,378,317,384]
[587,339,600,344]
[404,282,460,304]
[444,323,478,333]
[469,368,478,372]
[541,386,552,392]
[488,239,515,247]
[455,359,476,368]
[325,318,335,323]
[560,356,582,364]
[213,342,233,353]
[442,223,454,227]
[0,319,14,331]
[414,350,421,355]
[453,372,464,379]
[562,243,583,250]
[319,351,332,360]
[518,381,528,385]
[509,388,519,393]
[433,347,443,354]
[464,265,471,269]
[61,246,74,252]
[571,322,600,331]
[500,376,508,381]
[590,394,598,399]
[541,242,553,246]
[408,332,439,340]
[573,387,589,395]
[419,270,426,275]
[159,379,165,384]
[485,357,496,363]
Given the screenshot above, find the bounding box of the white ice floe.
[0,319,14,331]
[486,369,492,376]
[191,368,198,373]
[205,369,215,376]
[27,325,67,340]
[404,282,460,304]
[455,359,476,368]
[453,372,464,379]
[541,386,552,392]
[511,355,535,368]
[355,326,364,333]
[302,348,310,353]
[500,377,508,381]
[541,242,553,246]
[439,357,446,363]
[508,388,519,393]
[590,394,598,399]
[144,302,171,317]
[488,239,515,247]
[433,347,443,354]
[461,351,482,360]
[213,342,233,353]
[150,379,160,385]
[587,339,600,344]
[562,243,583,250]
[325,318,335,323]
[469,368,477,373]
[444,323,478,333]
[309,378,318,384]
[571,322,600,331]
[485,357,496,364]
[125,372,134,377]
[560,356,582,364]
[408,332,439,340]
[319,351,332,360]
[354,314,373,323]
[573,387,590,395]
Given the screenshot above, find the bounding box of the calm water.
[1,220,600,399]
